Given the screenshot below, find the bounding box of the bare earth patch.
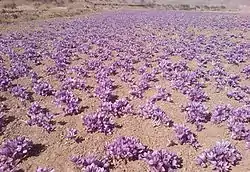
[0,9,250,172]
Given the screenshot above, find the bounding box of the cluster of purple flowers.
[214,76,227,92]
[196,141,242,172]
[71,136,182,171]
[27,102,55,132]
[82,111,115,134]
[173,124,200,149]
[65,128,78,141]
[129,75,152,99]
[0,67,12,91]
[69,66,88,78]
[61,77,86,90]
[186,87,209,102]
[138,101,172,127]
[129,84,145,99]
[227,121,249,141]
[0,136,34,171]
[9,62,30,79]
[87,59,102,71]
[242,65,250,79]
[10,85,32,101]
[32,80,54,96]
[171,71,200,94]
[227,88,249,104]
[105,136,147,161]
[0,154,16,172]
[100,98,133,117]
[71,155,110,172]
[226,74,240,88]
[55,90,80,115]
[211,105,232,124]
[211,104,249,148]
[181,101,210,131]
[94,77,114,101]
[159,60,188,81]
[227,107,250,147]
[140,149,182,172]
[150,87,173,103]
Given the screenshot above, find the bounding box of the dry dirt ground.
[0,3,250,172]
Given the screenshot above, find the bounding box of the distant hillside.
[4,0,250,7]
[96,0,250,7]
[133,0,250,6]
[1,0,249,24]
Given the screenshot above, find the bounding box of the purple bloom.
[55,90,80,115]
[85,164,107,172]
[83,112,115,134]
[87,59,101,70]
[61,78,86,91]
[70,66,88,78]
[29,71,40,83]
[105,136,147,161]
[242,65,250,79]
[196,141,242,172]
[10,85,32,101]
[139,101,172,127]
[129,84,144,99]
[120,72,133,83]
[27,102,55,132]
[227,74,240,88]
[65,128,78,140]
[186,87,209,102]
[229,106,250,123]
[181,101,210,131]
[100,98,133,117]
[211,105,232,124]
[71,155,110,172]
[214,76,227,92]
[0,136,33,160]
[141,149,182,172]
[94,84,113,101]
[227,88,248,103]
[0,155,16,172]
[171,71,200,94]
[9,62,30,79]
[0,68,12,91]
[36,167,55,172]
[33,80,54,96]
[151,87,173,103]
[173,124,200,149]
[227,121,249,141]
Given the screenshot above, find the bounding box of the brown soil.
[0,10,250,172]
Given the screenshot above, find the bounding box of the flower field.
[0,10,249,172]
